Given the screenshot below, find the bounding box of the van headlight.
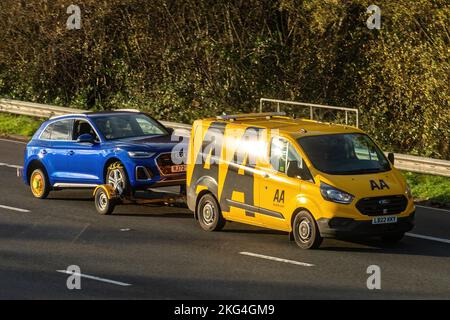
[405,184,413,199]
[320,182,354,204]
[127,151,154,159]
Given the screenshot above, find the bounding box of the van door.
[218,126,263,226]
[257,136,308,231]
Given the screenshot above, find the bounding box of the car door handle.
[68,151,75,156]
[40,149,47,155]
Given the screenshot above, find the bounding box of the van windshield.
[297,133,391,175]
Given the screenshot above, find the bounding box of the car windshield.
[92,114,168,140]
[297,133,391,175]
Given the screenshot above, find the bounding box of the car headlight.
[320,182,354,204]
[405,184,413,199]
[127,151,154,159]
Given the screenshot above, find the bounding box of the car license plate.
[171,165,186,173]
[372,216,398,225]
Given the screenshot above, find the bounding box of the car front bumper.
[317,211,415,238]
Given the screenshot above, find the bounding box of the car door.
[62,119,104,185]
[39,119,75,184]
[257,135,310,231]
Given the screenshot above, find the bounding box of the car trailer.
[93,184,186,215]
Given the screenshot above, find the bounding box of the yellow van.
[186,112,415,249]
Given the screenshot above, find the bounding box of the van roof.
[204,115,363,138]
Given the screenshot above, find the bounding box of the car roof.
[49,110,144,121]
[203,115,363,138]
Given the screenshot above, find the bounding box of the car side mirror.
[388,152,395,165]
[77,133,95,144]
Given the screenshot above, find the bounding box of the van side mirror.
[287,161,302,179]
[77,133,95,144]
[388,152,395,165]
[287,160,313,181]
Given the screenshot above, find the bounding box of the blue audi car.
[23,111,187,199]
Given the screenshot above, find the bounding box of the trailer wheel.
[94,187,116,215]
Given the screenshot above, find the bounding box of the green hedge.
[0,0,448,158]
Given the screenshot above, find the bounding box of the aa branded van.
[186,112,415,249]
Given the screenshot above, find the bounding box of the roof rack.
[217,112,287,121]
[260,98,359,128]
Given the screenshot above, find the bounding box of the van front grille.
[356,195,408,216]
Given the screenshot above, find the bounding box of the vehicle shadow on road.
[318,237,450,258]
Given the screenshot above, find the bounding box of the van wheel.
[293,210,323,249]
[381,232,404,245]
[106,162,130,196]
[197,193,226,232]
[30,169,50,199]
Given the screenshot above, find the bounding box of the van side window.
[270,137,313,181]
[41,120,73,141]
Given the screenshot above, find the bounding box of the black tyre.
[94,188,116,215]
[197,193,226,232]
[380,232,404,245]
[106,162,130,196]
[30,168,50,199]
[293,210,323,249]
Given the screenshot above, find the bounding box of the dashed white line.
[416,205,450,213]
[0,205,30,213]
[406,233,450,244]
[239,252,315,267]
[56,270,132,287]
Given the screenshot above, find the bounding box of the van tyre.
[30,168,50,199]
[197,193,226,232]
[293,210,323,249]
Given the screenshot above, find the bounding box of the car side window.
[41,120,73,141]
[73,120,99,141]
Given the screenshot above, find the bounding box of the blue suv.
[23,111,187,199]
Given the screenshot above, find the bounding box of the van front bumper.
[317,212,415,238]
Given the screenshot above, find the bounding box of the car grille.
[156,152,186,176]
[356,195,408,216]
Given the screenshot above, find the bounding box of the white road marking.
[0,162,23,169]
[406,233,450,244]
[56,270,132,287]
[239,252,315,267]
[416,205,450,213]
[0,205,30,213]
[0,138,27,145]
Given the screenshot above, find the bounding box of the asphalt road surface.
[0,139,449,299]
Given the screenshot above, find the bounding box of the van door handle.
[263,173,270,179]
[68,151,75,156]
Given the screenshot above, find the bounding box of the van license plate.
[372,216,398,225]
[171,165,186,173]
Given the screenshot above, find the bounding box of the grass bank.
[0,113,42,138]
[404,172,450,208]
